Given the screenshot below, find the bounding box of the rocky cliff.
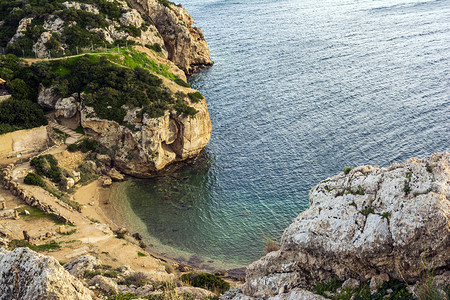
[128,0,213,74]
[0,248,92,300]
[81,92,212,177]
[234,153,450,299]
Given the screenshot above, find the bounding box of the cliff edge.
[233,153,450,299]
[128,0,213,74]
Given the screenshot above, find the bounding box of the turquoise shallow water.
[112,0,450,267]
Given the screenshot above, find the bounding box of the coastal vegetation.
[24,172,46,187]
[180,272,230,294]
[0,0,130,57]
[8,239,61,252]
[0,51,198,134]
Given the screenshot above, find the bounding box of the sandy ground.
[0,148,176,282]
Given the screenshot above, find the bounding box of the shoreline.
[94,178,245,273]
[1,148,245,284]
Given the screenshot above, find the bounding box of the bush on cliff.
[181,272,230,294]
[188,91,203,103]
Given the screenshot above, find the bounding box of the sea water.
[111,0,450,267]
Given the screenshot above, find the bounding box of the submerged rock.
[237,153,450,298]
[0,248,92,299]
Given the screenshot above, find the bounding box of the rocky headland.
[1,0,213,178]
[228,153,450,299]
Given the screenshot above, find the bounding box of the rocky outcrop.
[81,97,212,177]
[8,18,33,45]
[64,255,101,279]
[128,0,213,74]
[238,153,450,298]
[37,85,61,110]
[55,96,79,119]
[89,275,119,295]
[0,247,92,299]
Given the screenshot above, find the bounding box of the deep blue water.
[115,0,450,267]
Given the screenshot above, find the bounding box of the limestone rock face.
[0,248,92,300]
[37,84,61,110]
[64,255,101,279]
[128,0,213,74]
[81,99,212,177]
[9,17,33,45]
[239,153,450,298]
[55,96,79,119]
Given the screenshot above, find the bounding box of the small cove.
[111,0,450,267]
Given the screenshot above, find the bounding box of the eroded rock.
[128,0,213,74]
[89,275,118,295]
[239,153,450,298]
[0,248,92,299]
[82,103,212,177]
[64,255,101,279]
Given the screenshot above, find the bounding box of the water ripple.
[120,0,450,266]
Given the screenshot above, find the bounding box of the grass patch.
[174,77,190,87]
[145,43,162,53]
[120,272,151,287]
[84,269,102,279]
[16,206,65,224]
[263,237,279,254]
[403,180,411,194]
[314,277,343,297]
[137,251,147,257]
[61,229,76,235]
[8,239,61,252]
[381,211,391,219]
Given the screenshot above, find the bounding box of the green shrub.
[362,207,375,216]
[30,154,61,181]
[122,25,141,37]
[24,172,46,187]
[381,211,391,219]
[137,251,147,257]
[77,162,97,184]
[0,98,47,134]
[403,180,411,194]
[74,126,85,135]
[175,103,198,117]
[343,167,353,175]
[180,272,230,294]
[157,0,173,8]
[174,77,190,87]
[68,138,107,154]
[145,43,162,53]
[188,92,203,103]
[121,272,151,287]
